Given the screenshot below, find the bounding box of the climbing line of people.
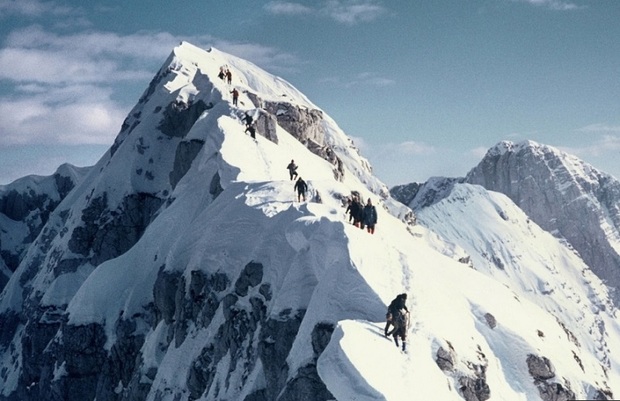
[345,196,377,234]
[221,65,258,142]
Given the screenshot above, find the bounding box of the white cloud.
[322,0,387,24]
[0,47,151,84]
[0,96,125,146]
[514,0,583,11]
[0,26,303,147]
[0,0,77,17]
[320,71,394,88]
[577,123,620,133]
[263,0,387,25]
[264,1,312,15]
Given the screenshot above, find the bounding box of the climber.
[226,69,232,84]
[294,176,308,202]
[345,198,354,223]
[243,112,254,128]
[348,196,363,227]
[287,160,299,181]
[230,88,239,106]
[384,293,409,351]
[245,124,256,139]
[218,66,225,80]
[362,198,378,234]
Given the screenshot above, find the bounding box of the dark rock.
[158,99,211,138]
[258,310,305,401]
[68,193,164,267]
[534,381,575,401]
[279,364,335,401]
[436,346,455,372]
[169,139,205,189]
[483,313,496,329]
[311,322,334,357]
[153,267,181,324]
[527,354,555,381]
[235,261,264,297]
[459,376,491,401]
[209,172,223,199]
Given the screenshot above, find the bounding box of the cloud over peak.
[515,0,583,11]
[264,0,387,25]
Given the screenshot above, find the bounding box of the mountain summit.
[1,42,619,401]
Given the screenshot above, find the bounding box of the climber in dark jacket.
[287,160,298,181]
[349,197,363,227]
[294,177,308,202]
[384,293,409,351]
[362,198,377,234]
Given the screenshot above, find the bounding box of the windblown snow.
[0,41,619,401]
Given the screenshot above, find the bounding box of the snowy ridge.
[0,43,619,401]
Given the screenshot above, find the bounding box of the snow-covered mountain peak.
[2,43,620,401]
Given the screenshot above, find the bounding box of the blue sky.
[1,0,619,186]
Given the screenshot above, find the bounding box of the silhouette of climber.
[294,177,308,202]
[231,88,239,106]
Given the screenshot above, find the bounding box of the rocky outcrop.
[526,354,575,401]
[391,177,463,211]
[435,342,490,401]
[246,93,345,181]
[158,99,213,139]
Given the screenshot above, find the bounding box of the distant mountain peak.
[467,139,620,304]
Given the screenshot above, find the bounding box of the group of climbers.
[346,196,377,234]
[286,160,308,202]
[218,66,233,84]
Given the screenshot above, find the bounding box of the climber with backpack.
[294,176,308,202]
[384,293,410,351]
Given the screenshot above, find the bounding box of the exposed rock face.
[246,93,345,181]
[391,177,463,210]
[169,139,205,189]
[435,343,490,401]
[158,100,212,139]
[263,102,324,147]
[466,140,620,302]
[68,192,165,267]
[526,354,576,401]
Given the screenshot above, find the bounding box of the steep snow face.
[466,140,620,303]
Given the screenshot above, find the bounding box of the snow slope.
[0,42,618,401]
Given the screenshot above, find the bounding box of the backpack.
[392,308,408,330]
